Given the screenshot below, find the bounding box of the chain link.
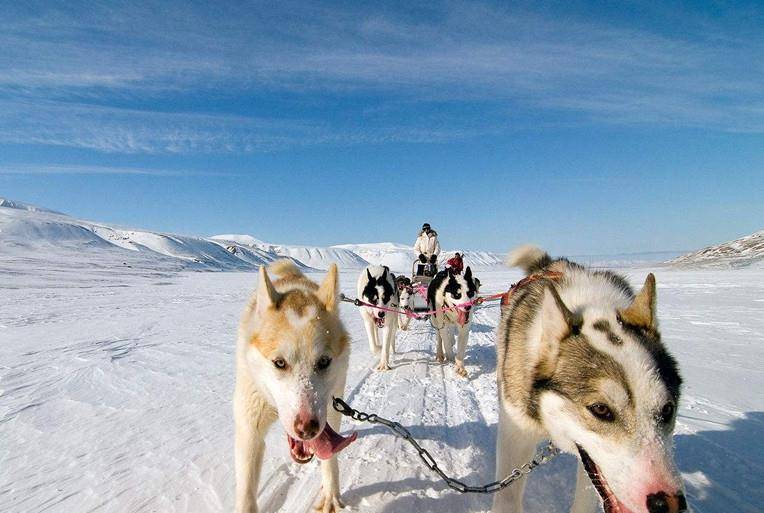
[332,397,559,494]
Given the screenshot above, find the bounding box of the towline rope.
[332,397,559,494]
[339,292,505,320]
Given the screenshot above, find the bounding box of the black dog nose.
[378,311,385,318]
[646,492,687,513]
[294,417,320,439]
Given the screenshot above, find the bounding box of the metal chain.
[332,397,559,494]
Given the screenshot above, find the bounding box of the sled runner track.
[329,305,503,512]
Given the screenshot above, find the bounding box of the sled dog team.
[356,263,480,376]
[234,247,687,513]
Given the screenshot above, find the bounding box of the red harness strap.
[500,271,564,307]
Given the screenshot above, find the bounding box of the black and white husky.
[427,266,479,377]
[494,246,686,513]
[357,265,398,371]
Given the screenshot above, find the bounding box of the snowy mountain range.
[5,197,759,272]
[0,198,502,272]
[669,230,764,268]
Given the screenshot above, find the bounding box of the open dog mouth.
[577,445,635,513]
[286,424,358,464]
[374,316,385,328]
[456,307,470,326]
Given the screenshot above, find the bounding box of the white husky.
[397,285,414,331]
[357,265,398,370]
[427,266,479,377]
[234,261,356,513]
[493,246,686,513]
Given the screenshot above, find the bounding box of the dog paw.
[376,362,391,371]
[314,493,344,513]
[436,353,445,363]
[454,364,468,378]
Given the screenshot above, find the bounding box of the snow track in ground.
[1,268,762,513]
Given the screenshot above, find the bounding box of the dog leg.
[362,315,380,354]
[443,327,456,362]
[492,405,538,513]
[435,330,445,362]
[454,325,469,377]
[316,380,348,513]
[398,308,408,332]
[376,322,393,371]
[391,313,398,353]
[234,391,274,513]
[570,460,599,513]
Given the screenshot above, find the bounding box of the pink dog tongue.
[304,424,358,460]
[457,308,469,326]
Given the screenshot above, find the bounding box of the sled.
[408,260,437,314]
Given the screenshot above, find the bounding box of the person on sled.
[446,252,464,274]
[414,223,440,276]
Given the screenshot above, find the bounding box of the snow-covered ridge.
[669,230,764,268]
[0,197,63,214]
[332,242,504,273]
[0,197,506,273]
[0,201,299,271]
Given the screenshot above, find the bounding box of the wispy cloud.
[0,163,230,176]
[0,0,762,154]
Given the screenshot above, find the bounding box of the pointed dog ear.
[618,273,657,330]
[537,284,581,378]
[464,266,472,279]
[318,264,340,312]
[256,266,280,316]
[366,268,373,282]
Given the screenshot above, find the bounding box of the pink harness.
[348,292,505,320]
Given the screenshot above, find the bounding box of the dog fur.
[234,261,353,513]
[397,285,413,331]
[493,246,686,513]
[427,266,479,377]
[357,265,399,370]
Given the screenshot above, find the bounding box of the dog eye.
[453,292,462,299]
[316,355,332,371]
[659,402,675,424]
[272,357,288,370]
[467,290,475,298]
[587,403,615,422]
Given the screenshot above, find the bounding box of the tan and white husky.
[234,261,356,513]
[494,246,686,513]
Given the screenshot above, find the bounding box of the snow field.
[1,267,762,512]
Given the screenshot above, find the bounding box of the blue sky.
[1,0,762,254]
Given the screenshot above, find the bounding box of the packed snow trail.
[1,268,762,512]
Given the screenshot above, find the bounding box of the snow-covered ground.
[1,260,761,513]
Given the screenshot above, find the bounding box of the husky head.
[359,265,395,328]
[398,285,413,311]
[243,264,354,464]
[429,266,479,326]
[533,274,686,513]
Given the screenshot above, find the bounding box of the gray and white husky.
[493,246,686,513]
[357,265,398,370]
[427,266,479,377]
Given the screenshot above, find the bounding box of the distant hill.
[668,230,764,268]
[3,198,504,273]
